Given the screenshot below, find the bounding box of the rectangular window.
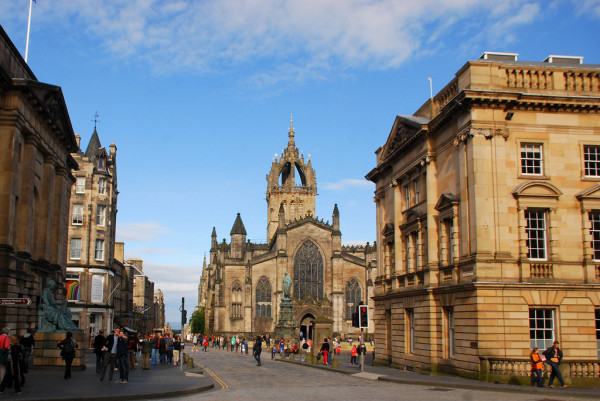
[446,307,455,358]
[404,185,410,208]
[584,145,600,177]
[590,212,600,261]
[520,143,543,175]
[414,179,420,204]
[405,235,410,272]
[70,238,82,260]
[75,177,85,194]
[407,309,415,354]
[529,308,555,350]
[98,177,107,195]
[72,204,83,225]
[96,205,106,226]
[596,309,600,359]
[412,232,420,270]
[95,239,104,261]
[446,219,454,264]
[525,210,547,260]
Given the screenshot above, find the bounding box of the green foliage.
[190,307,205,334]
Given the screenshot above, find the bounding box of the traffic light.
[182,309,187,324]
[359,305,369,328]
[352,309,359,327]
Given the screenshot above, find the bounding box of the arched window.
[345,278,362,319]
[255,277,271,318]
[293,239,324,300]
[231,282,243,318]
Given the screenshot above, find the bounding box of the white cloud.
[116,222,170,242]
[322,178,373,191]
[7,0,550,80]
[574,0,600,18]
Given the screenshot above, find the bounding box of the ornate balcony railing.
[530,263,553,279]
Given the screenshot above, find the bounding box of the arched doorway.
[300,314,315,341]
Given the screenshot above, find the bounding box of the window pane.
[521,143,543,175]
[526,210,547,260]
[584,145,600,177]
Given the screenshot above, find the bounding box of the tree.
[189,307,205,334]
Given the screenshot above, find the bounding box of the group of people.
[92,329,183,384]
[530,341,568,389]
[0,327,34,394]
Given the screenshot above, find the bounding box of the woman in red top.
[530,347,544,387]
[350,345,358,365]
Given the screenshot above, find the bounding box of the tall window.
[404,235,410,272]
[525,210,547,260]
[596,309,600,359]
[95,239,104,260]
[232,283,243,318]
[414,179,420,204]
[445,219,454,265]
[96,205,106,226]
[529,308,555,350]
[70,238,82,260]
[590,212,600,261]
[584,145,600,177]
[75,177,85,194]
[293,240,324,300]
[255,277,271,318]
[345,279,362,319]
[520,143,543,175]
[72,204,83,225]
[404,185,410,208]
[412,232,420,270]
[445,307,455,358]
[407,309,415,354]
[98,177,107,194]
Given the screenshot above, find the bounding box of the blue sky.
[2,0,599,326]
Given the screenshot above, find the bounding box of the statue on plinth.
[282,272,292,302]
[38,280,82,332]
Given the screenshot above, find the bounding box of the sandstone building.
[66,129,120,338]
[366,52,600,383]
[0,26,78,332]
[199,121,376,339]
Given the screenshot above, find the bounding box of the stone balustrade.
[530,263,553,279]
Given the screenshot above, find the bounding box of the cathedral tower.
[266,117,317,240]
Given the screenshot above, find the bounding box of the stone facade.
[66,130,120,340]
[199,121,376,340]
[130,258,158,334]
[366,52,600,383]
[153,289,166,331]
[0,26,78,333]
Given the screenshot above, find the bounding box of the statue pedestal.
[273,299,297,343]
[33,332,86,370]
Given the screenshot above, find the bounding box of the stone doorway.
[300,314,315,341]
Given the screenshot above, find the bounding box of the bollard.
[187,357,194,368]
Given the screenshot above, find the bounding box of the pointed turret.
[230,213,247,258]
[85,128,102,159]
[333,203,340,231]
[211,227,217,250]
[278,202,286,229]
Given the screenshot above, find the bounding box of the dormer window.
[98,156,106,170]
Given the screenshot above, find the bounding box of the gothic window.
[345,279,361,319]
[231,282,243,318]
[293,239,324,300]
[255,277,271,318]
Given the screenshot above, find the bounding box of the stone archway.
[299,313,315,341]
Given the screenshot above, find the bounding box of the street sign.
[0,298,32,306]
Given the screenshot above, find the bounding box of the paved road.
[156,347,592,401]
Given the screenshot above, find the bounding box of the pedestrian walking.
[0,327,10,383]
[158,334,167,364]
[320,338,330,365]
[173,336,181,365]
[150,333,158,365]
[128,332,138,369]
[253,335,262,366]
[57,331,77,380]
[350,345,358,365]
[19,329,34,373]
[530,347,544,387]
[192,335,198,352]
[543,341,568,389]
[141,334,152,370]
[203,336,208,352]
[93,330,106,373]
[0,336,24,394]
[99,328,120,383]
[117,330,129,383]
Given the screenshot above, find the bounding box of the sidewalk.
[1,350,213,401]
[277,350,600,400]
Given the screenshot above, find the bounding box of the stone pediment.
[512,181,562,198]
[380,115,429,162]
[286,216,333,233]
[382,223,394,238]
[435,193,459,211]
[576,184,600,200]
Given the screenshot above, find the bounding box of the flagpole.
[25,0,33,63]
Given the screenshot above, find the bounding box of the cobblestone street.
[159,347,593,401]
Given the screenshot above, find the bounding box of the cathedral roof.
[230,213,247,235]
[85,128,102,158]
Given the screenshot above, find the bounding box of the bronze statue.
[282,272,292,301]
[38,280,81,332]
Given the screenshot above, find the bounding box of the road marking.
[195,361,229,390]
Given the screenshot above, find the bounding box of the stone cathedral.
[198,121,376,339]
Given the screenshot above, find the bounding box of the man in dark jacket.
[543,341,567,388]
[253,335,262,366]
[99,328,120,383]
[93,330,105,373]
[117,331,129,383]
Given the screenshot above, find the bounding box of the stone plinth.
[33,332,86,370]
[273,300,298,342]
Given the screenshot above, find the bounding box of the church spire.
[288,113,295,148]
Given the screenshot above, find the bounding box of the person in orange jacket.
[530,347,544,387]
[350,345,358,365]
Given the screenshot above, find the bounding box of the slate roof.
[85,128,101,158]
[230,213,247,235]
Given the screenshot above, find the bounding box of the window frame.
[407,308,415,354]
[414,178,420,204]
[75,177,86,194]
[589,211,600,261]
[71,204,84,225]
[70,238,82,260]
[96,205,106,227]
[520,142,544,176]
[525,209,548,261]
[98,177,107,195]
[94,239,104,261]
[445,307,455,358]
[529,308,555,350]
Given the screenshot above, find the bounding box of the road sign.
[0,298,32,306]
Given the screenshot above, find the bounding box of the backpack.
[166,337,174,348]
[61,338,75,357]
